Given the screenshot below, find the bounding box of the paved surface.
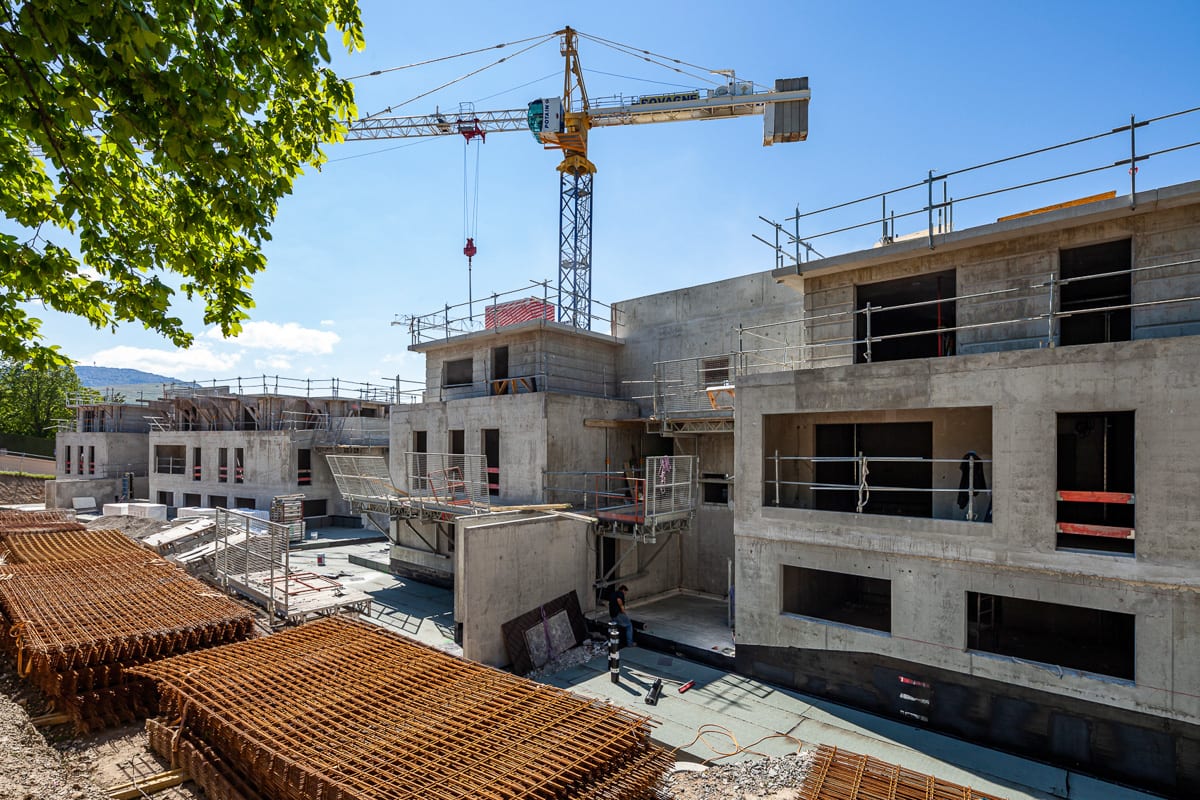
[304,536,1155,800]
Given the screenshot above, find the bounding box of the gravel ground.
[664,752,815,800]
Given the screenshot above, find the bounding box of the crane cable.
[345,32,557,81]
[463,135,481,264]
[358,35,556,122]
[577,31,768,92]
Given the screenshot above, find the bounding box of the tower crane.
[346,27,810,328]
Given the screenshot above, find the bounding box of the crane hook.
[463,237,477,266]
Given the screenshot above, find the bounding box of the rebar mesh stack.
[0,521,255,731]
[799,745,1005,800]
[132,616,672,800]
[0,507,85,537]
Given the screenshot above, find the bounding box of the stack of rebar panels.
[0,507,85,536]
[0,516,255,731]
[132,616,672,800]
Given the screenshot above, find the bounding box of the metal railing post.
[926,170,935,250]
[1129,114,1138,209]
[864,304,873,362]
[774,449,780,507]
[1046,271,1057,347]
[967,459,976,522]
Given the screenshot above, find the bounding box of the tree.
[0,360,94,437]
[0,1,364,366]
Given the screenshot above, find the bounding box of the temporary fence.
[131,616,671,800]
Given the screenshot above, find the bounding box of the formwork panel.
[132,616,670,800]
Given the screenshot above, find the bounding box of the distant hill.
[75,366,189,388]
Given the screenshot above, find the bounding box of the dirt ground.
[0,474,50,506]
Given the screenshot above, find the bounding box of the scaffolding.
[213,508,369,624]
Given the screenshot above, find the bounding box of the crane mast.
[344,28,810,330]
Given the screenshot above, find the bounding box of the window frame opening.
[1056,411,1135,555]
[855,269,957,364]
[782,565,892,633]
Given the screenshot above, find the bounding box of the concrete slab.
[543,646,1158,800]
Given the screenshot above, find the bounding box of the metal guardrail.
[543,456,698,521]
[758,106,1200,264]
[213,508,291,620]
[404,451,491,513]
[399,279,623,345]
[764,453,993,522]
[652,256,1200,417]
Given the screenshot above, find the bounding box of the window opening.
[87,446,95,475]
[234,447,245,484]
[183,492,201,507]
[298,448,313,486]
[1056,411,1135,554]
[303,498,328,517]
[156,491,173,506]
[782,566,891,633]
[444,358,473,387]
[209,495,228,509]
[218,447,228,483]
[701,473,730,504]
[449,429,465,456]
[967,592,1134,680]
[482,428,500,496]
[192,447,202,481]
[234,497,256,510]
[856,269,956,363]
[1058,239,1131,346]
[492,346,509,381]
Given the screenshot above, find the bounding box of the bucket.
[316,553,326,567]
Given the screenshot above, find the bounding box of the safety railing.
[161,374,420,404]
[213,508,291,620]
[764,452,992,522]
[543,456,697,522]
[758,106,1200,265]
[404,452,491,513]
[400,279,623,344]
[154,457,186,475]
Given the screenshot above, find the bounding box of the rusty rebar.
[800,745,1005,800]
[132,616,671,800]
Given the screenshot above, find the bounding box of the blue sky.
[28,1,1200,387]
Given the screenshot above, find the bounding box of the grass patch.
[0,471,54,480]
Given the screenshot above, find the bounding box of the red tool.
[678,680,695,693]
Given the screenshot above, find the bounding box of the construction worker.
[609,584,634,648]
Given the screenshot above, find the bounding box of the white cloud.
[89,345,239,377]
[205,321,340,355]
[254,356,293,370]
[320,319,336,327]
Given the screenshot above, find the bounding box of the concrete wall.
[56,432,148,479]
[146,430,347,514]
[735,335,1200,726]
[612,270,804,414]
[47,475,149,508]
[455,513,593,667]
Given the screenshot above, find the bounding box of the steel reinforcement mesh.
[0,552,255,730]
[800,745,1005,800]
[0,508,84,533]
[0,528,143,564]
[132,616,672,800]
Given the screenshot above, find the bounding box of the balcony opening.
[1056,411,1135,554]
[815,422,932,517]
[444,358,473,387]
[967,592,1134,680]
[482,428,500,496]
[1059,239,1131,346]
[782,566,891,633]
[154,445,186,475]
[183,492,201,507]
[303,498,328,517]
[855,269,956,363]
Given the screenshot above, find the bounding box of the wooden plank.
[583,418,649,428]
[997,190,1117,222]
[1056,490,1135,504]
[106,769,187,799]
[29,712,71,726]
[1056,521,1135,540]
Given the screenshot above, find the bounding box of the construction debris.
[131,615,673,800]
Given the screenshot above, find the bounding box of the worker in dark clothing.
[609,584,634,648]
